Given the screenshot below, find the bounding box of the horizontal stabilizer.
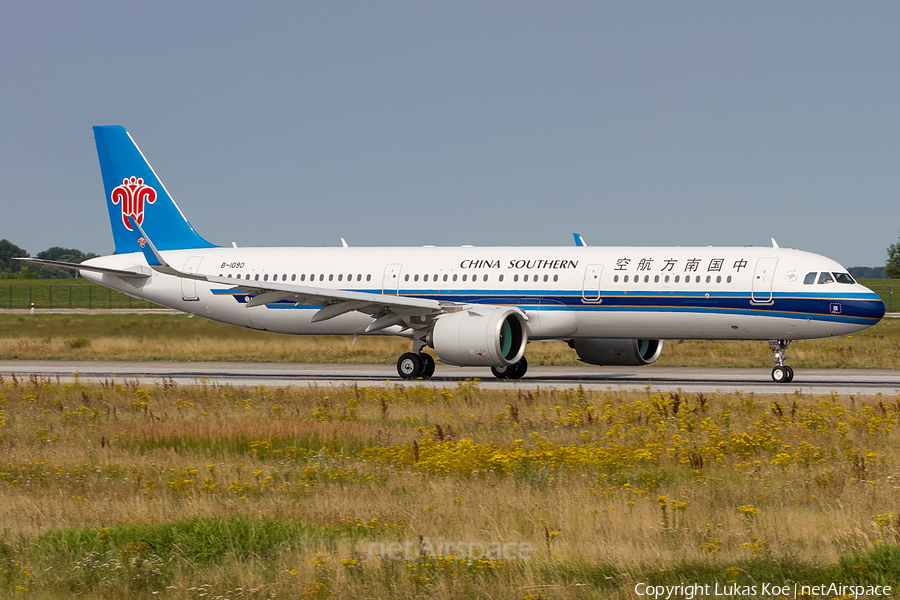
[14,257,151,279]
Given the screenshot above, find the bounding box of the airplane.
[20,126,886,383]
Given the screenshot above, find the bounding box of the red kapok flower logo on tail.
[111,176,157,231]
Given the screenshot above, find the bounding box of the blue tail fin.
[93,126,216,254]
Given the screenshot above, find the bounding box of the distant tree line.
[848,266,887,279]
[0,239,98,279]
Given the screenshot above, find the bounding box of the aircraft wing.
[129,218,447,330]
[14,257,151,279]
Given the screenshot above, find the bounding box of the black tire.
[771,366,787,383]
[420,353,436,379]
[397,352,423,379]
[784,366,794,383]
[491,365,511,380]
[509,356,528,380]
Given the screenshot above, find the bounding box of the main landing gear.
[397,352,436,380]
[491,356,528,380]
[768,339,794,383]
[395,352,529,381]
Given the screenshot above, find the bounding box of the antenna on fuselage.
[771,238,779,248]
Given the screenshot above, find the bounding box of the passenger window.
[328,274,333,281]
[533,274,537,282]
[513,274,519,282]
[674,275,680,283]
[695,276,701,283]
[624,275,629,283]
[484,275,489,282]
[338,274,343,282]
[665,275,670,283]
[644,275,649,283]
[614,275,619,282]
[319,274,324,281]
[654,275,659,283]
[462,274,467,282]
[443,274,448,282]
[543,274,549,282]
[523,275,529,282]
[499,274,504,282]
[818,272,834,284]
[716,275,721,283]
[453,274,458,282]
[404,274,410,282]
[727,275,732,283]
[706,275,711,283]
[414,274,419,282]
[423,274,428,282]
[300,274,305,281]
[264,274,269,281]
[833,272,854,284]
[366,274,371,282]
[803,272,817,284]
[357,274,361,281]
[290,274,295,281]
[553,274,558,282]
[255,274,260,281]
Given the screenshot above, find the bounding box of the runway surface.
[1,360,898,395]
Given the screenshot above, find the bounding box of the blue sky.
[1,2,898,266]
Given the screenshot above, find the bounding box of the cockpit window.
[833,272,855,284]
[803,272,817,285]
[817,272,834,284]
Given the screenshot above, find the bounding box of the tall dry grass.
[0,376,898,598]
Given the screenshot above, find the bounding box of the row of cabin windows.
[223,273,374,282]
[613,274,733,284]
[219,272,563,284]
[803,272,855,285]
[403,273,560,283]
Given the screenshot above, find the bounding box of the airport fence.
[1,284,161,310]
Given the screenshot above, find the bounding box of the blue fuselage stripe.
[210,288,884,325]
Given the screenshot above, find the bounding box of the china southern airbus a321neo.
[21,126,886,383]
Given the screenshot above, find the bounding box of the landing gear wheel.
[420,353,436,379]
[492,357,528,380]
[768,339,794,384]
[397,352,423,379]
[509,356,528,379]
[491,365,511,380]
[772,366,789,383]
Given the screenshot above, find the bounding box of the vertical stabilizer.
[93,126,216,254]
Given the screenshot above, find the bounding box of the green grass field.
[1,312,899,369]
[0,380,897,599]
[0,278,896,311]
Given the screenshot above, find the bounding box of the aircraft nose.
[861,286,887,321]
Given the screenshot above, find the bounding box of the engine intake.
[571,338,664,366]
[430,307,527,367]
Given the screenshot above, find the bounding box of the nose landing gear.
[768,339,794,383]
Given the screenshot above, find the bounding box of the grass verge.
[0,378,897,598]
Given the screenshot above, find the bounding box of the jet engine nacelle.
[430,307,527,367]
[571,338,664,366]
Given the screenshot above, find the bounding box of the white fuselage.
[82,244,885,342]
